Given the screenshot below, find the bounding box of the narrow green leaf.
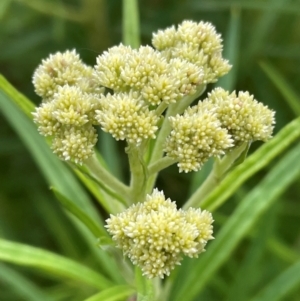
[201,116,300,211]
[51,188,109,239]
[0,75,35,117]
[171,142,300,301]
[0,238,113,290]
[0,0,11,19]
[122,0,140,48]
[260,61,300,115]
[0,263,54,301]
[217,7,240,91]
[84,285,135,301]
[250,261,300,301]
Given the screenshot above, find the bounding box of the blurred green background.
[1,0,300,300]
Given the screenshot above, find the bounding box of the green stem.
[147,85,207,192]
[128,145,148,203]
[148,157,177,175]
[155,100,169,116]
[183,142,248,209]
[84,155,131,203]
[122,0,140,48]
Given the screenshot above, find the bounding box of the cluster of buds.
[106,189,214,278]
[165,87,275,172]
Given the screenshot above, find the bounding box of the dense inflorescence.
[33,20,236,165]
[106,189,214,278]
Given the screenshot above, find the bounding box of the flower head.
[165,101,233,172]
[51,125,97,164]
[207,88,276,142]
[95,92,159,145]
[106,189,214,279]
[94,43,204,106]
[33,50,99,100]
[152,20,231,83]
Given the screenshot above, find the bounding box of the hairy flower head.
[165,102,233,172]
[51,125,97,164]
[32,84,101,163]
[207,88,276,142]
[95,92,159,145]
[106,189,214,279]
[32,50,99,100]
[94,43,204,106]
[152,20,231,84]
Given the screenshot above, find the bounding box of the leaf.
[171,142,300,301]
[51,188,109,239]
[0,238,112,290]
[260,61,300,115]
[250,260,300,301]
[122,0,140,48]
[0,263,55,301]
[84,285,135,301]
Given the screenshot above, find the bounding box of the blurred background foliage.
[1,0,300,300]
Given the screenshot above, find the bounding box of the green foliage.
[1,0,300,300]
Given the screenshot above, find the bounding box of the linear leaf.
[250,261,300,301]
[260,61,300,115]
[51,188,109,239]
[0,238,112,290]
[122,0,140,48]
[84,285,135,301]
[0,263,54,301]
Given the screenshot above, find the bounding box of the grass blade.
[84,285,135,301]
[122,0,140,48]
[0,238,113,290]
[250,261,300,301]
[260,61,300,115]
[51,188,109,239]
[0,263,54,301]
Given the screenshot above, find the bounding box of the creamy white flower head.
[165,101,233,172]
[208,87,276,142]
[33,50,97,100]
[95,92,159,145]
[95,43,204,106]
[51,125,97,164]
[152,20,231,84]
[94,44,133,92]
[106,189,214,279]
[51,85,96,126]
[32,102,60,136]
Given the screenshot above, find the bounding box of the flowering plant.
[1,1,300,301]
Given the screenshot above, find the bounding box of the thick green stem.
[147,85,207,192]
[84,155,131,203]
[128,146,148,203]
[183,142,248,209]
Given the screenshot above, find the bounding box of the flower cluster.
[94,45,204,106]
[165,88,275,172]
[95,92,159,145]
[106,189,214,279]
[152,20,231,83]
[32,50,101,163]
